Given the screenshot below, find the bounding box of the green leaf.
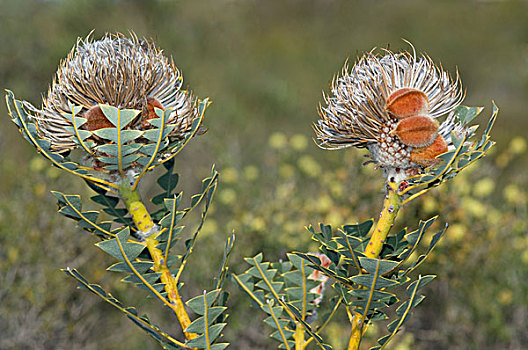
[99,104,140,129]
[350,274,399,289]
[186,290,221,315]
[107,261,153,273]
[185,323,226,349]
[153,159,180,206]
[123,272,162,286]
[256,280,284,293]
[454,105,482,125]
[372,275,436,350]
[92,128,143,144]
[62,268,186,349]
[143,125,176,142]
[64,125,91,140]
[185,306,227,333]
[96,143,142,156]
[295,252,350,285]
[91,128,117,142]
[264,302,294,348]
[52,191,120,237]
[342,219,374,237]
[141,141,170,157]
[90,192,134,227]
[246,264,277,280]
[359,257,399,276]
[399,217,437,260]
[351,289,397,303]
[232,273,266,307]
[402,225,447,277]
[96,228,145,261]
[214,233,236,291]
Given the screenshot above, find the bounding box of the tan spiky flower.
[25,32,198,154]
[314,45,465,182]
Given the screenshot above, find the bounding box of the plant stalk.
[347,182,402,350]
[118,181,197,342]
[295,322,305,350]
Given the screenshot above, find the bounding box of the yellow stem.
[364,183,401,259]
[347,313,363,350]
[295,322,305,350]
[348,182,402,350]
[119,182,197,342]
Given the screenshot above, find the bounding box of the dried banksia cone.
[9,32,208,185]
[314,44,466,182]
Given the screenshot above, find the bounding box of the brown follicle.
[410,134,448,166]
[393,115,439,147]
[83,105,113,131]
[385,88,429,119]
[141,97,165,128]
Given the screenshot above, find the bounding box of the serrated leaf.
[123,272,162,286]
[186,290,221,315]
[185,323,226,348]
[374,275,435,350]
[342,219,374,237]
[96,228,145,261]
[256,280,284,294]
[92,128,143,144]
[399,217,437,260]
[402,226,447,277]
[99,104,140,129]
[359,257,399,275]
[153,162,180,205]
[185,307,227,333]
[108,261,153,273]
[454,105,482,125]
[62,268,186,349]
[350,274,399,289]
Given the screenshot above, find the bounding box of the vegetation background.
[1,0,527,349]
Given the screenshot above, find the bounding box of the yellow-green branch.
[295,322,305,350]
[364,183,401,259]
[348,182,402,350]
[118,182,197,342]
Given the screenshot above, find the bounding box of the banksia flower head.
[314,44,466,183]
[28,32,198,153]
[7,32,208,190]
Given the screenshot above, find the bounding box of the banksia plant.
[234,44,497,349]
[7,32,232,349]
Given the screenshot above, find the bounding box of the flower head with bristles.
[26,32,198,154]
[314,44,466,182]
[7,32,209,190]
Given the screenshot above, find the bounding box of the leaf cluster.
[53,157,231,348]
[6,90,207,192]
[235,216,446,349]
[234,253,333,349]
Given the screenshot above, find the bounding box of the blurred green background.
[1,0,527,349]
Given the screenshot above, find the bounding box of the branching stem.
[347,182,402,350]
[118,181,197,342]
